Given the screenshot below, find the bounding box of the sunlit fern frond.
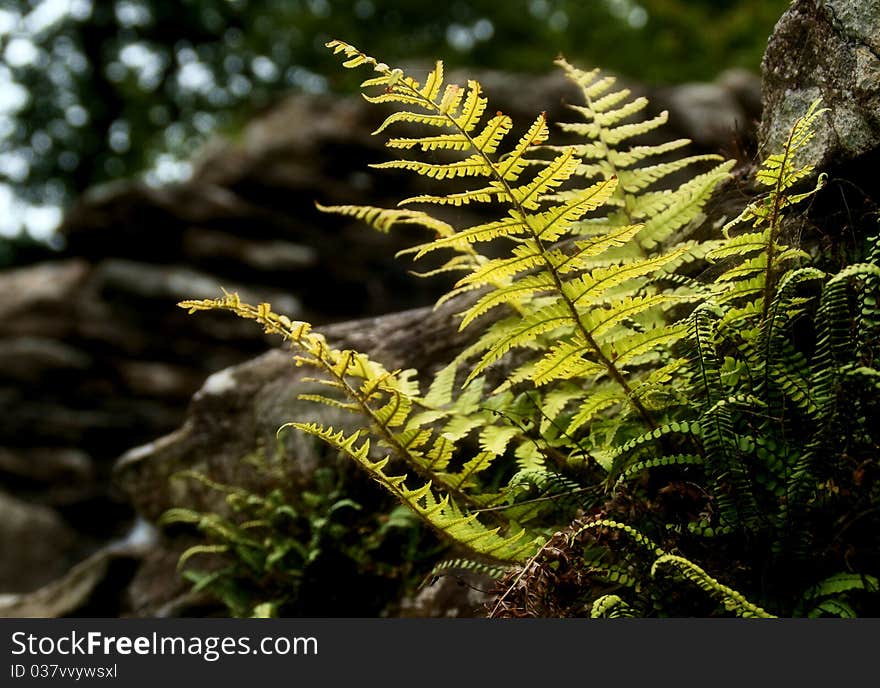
[322,41,720,453]
[291,422,541,562]
[706,98,827,323]
[179,293,543,560]
[544,57,734,260]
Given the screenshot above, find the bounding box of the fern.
[179,292,542,562]
[179,44,879,617]
[182,39,733,592]
[159,459,420,618]
[705,99,827,323]
[545,58,735,260]
[796,572,879,618]
[650,555,775,618]
[483,100,880,618]
[321,41,732,463]
[590,594,636,618]
[425,557,513,584]
[567,518,773,617]
[603,104,880,616]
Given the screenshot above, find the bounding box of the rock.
[115,360,206,400]
[760,0,880,172]
[0,255,307,595]
[0,388,183,448]
[0,491,79,593]
[719,68,763,119]
[122,536,215,618]
[654,69,762,149]
[0,553,115,618]
[396,575,493,618]
[0,448,94,505]
[0,260,89,322]
[111,350,306,522]
[181,228,318,273]
[89,259,302,317]
[0,260,89,340]
[0,519,156,618]
[0,337,91,384]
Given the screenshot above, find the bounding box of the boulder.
[0,491,79,593]
[654,70,761,150]
[0,519,156,618]
[0,448,94,506]
[760,0,880,173]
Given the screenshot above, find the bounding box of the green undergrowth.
[160,450,440,617]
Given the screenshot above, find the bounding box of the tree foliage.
[1,0,788,239]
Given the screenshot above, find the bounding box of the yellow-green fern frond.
[458,274,555,330]
[545,57,733,260]
[181,294,508,509]
[756,98,828,191]
[316,203,454,237]
[708,98,827,322]
[370,154,492,180]
[530,340,605,387]
[291,422,539,562]
[566,385,627,438]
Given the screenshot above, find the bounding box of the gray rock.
[0,491,79,593]
[0,448,94,504]
[0,260,89,340]
[0,552,114,618]
[719,68,763,119]
[0,390,183,447]
[0,519,156,618]
[0,338,91,384]
[181,228,318,272]
[656,82,751,148]
[112,349,314,522]
[115,360,205,400]
[396,574,493,618]
[760,0,880,171]
[90,259,302,317]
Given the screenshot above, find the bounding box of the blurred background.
[0,0,789,613]
[1,0,788,255]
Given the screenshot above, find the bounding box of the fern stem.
[488,538,552,617]
[760,125,795,322]
[540,249,661,429]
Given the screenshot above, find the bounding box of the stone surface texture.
[760,0,880,172]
